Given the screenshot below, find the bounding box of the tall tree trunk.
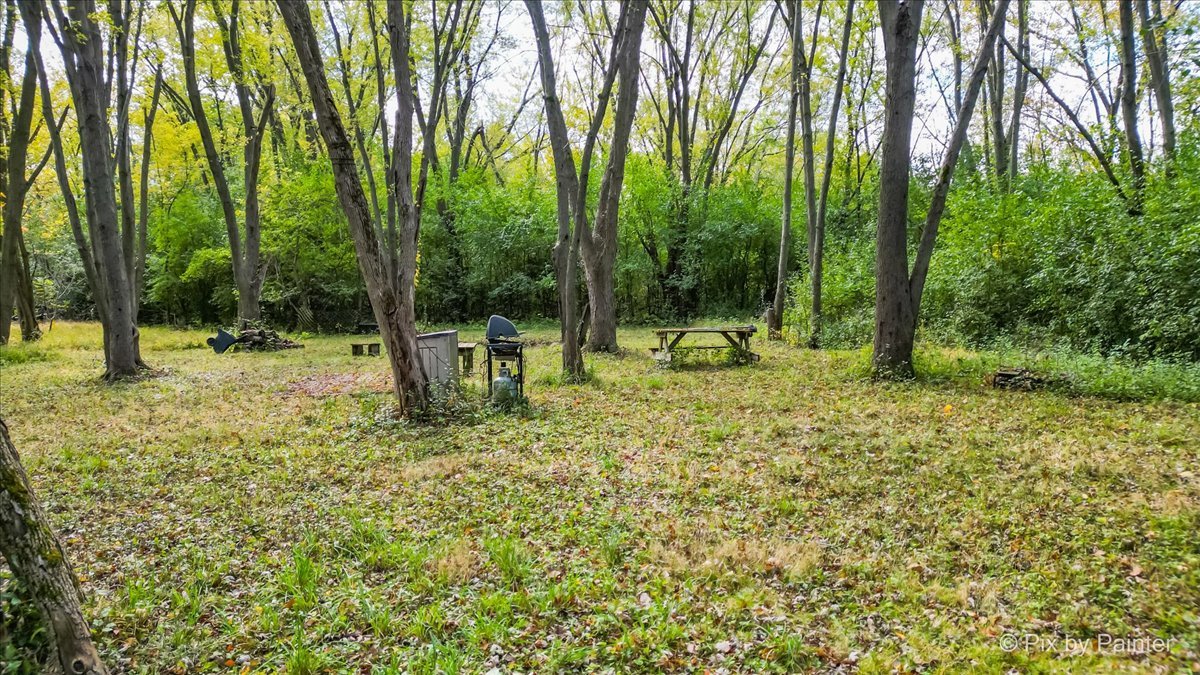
[527,0,584,377]
[798,3,819,349]
[384,0,428,407]
[809,0,856,348]
[1136,0,1175,165]
[910,0,1011,319]
[1006,0,1028,182]
[527,0,644,374]
[872,0,924,378]
[171,0,270,325]
[581,0,647,353]
[38,0,143,378]
[134,69,163,322]
[872,0,1008,379]
[769,0,803,339]
[111,0,141,323]
[0,26,40,344]
[980,0,1007,187]
[1118,0,1145,204]
[13,240,39,341]
[276,0,427,413]
[0,419,109,675]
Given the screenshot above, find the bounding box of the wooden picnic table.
[651,325,760,363]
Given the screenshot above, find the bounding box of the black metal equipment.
[207,328,238,354]
[484,315,524,399]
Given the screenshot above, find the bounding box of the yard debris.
[232,325,303,351]
[209,322,303,353]
[988,367,1046,391]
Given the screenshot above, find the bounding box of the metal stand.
[484,341,524,398]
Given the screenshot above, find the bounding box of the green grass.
[1,321,1198,671]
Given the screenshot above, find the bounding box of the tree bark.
[526,0,585,378]
[0,24,41,344]
[134,69,163,322]
[1118,0,1145,204]
[580,0,647,353]
[528,0,645,369]
[809,0,856,348]
[798,5,819,346]
[910,0,1011,319]
[0,418,108,675]
[769,0,803,340]
[276,0,427,413]
[987,0,1007,187]
[172,0,271,325]
[1006,0,1028,181]
[110,0,142,323]
[872,0,924,378]
[1136,0,1174,165]
[39,0,143,378]
[872,0,1007,379]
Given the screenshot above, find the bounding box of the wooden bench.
[351,342,380,356]
[651,325,760,364]
[458,342,477,374]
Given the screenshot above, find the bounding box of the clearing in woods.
[1,322,1197,672]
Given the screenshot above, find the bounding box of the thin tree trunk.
[276,0,427,413]
[13,239,39,341]
[769,0,802,340]
[0,418,109,675]
[872,0,924,378]
[1118,0,1145,204]
[798,8,819,346]
[1136,0,1174,165]
[0,28,39,344]
[809,0,855,348]
[111,0,141,319]
[1006,0,1028,181]
[530,0,644,373]
[979,0,1007,187]
[171,0,270,325]
[911,0,1011,320]
[384,0,429,408]
[134,69,162,321]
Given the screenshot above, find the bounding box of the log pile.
[988,367,1046,391]
[232,324,303,351]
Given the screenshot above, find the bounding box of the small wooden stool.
[351,342,380,356]
[458,342,477,374]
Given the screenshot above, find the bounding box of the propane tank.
[491,366,519,405]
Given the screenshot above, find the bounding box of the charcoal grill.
[484,315,524,399]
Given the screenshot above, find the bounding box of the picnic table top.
[458,342,477,349]
[654,325,757,335]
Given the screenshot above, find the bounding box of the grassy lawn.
[1,322,1197,673]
